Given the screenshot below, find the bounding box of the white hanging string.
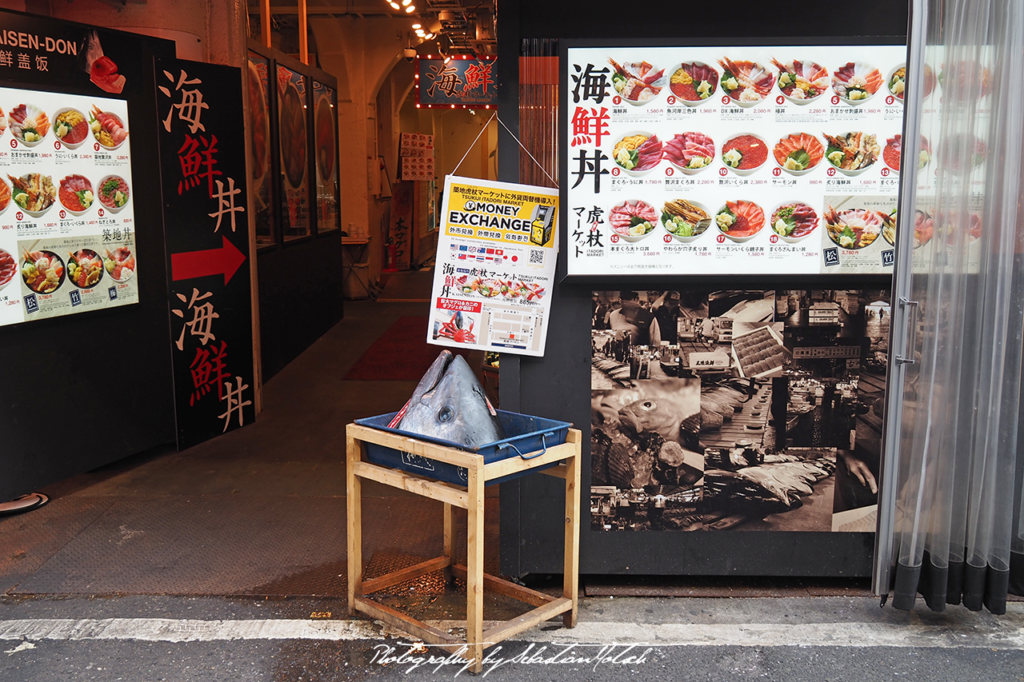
[451,111,497,176]
[449,111,559,187]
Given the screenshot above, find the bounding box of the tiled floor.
[2,272,502,605]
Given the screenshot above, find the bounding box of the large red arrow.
[171,237,247,285]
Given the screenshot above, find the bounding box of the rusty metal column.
[261,0,271,47]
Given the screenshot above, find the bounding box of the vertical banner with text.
[158,57,255,450]
[428,175,558,357]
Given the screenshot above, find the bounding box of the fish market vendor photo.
[608,290,661,346]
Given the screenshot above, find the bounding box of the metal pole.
[872,0,928,598]
[299,0,309,65]
[261,0,271,48]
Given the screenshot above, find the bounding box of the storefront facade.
[496,0,911,577]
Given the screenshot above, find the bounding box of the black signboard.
[157,57,255,449]
[416,56,497,108]
[0,10,153,97]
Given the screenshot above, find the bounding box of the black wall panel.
[498,0,910,577]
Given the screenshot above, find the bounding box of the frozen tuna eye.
[643,401,655,409]
[438,406,454,423]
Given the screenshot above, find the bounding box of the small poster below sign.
[400,132,434,156]
[401,155,435,182]
[427,175,558,357]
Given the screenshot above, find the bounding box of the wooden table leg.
[347,432,363,617]
[443,502,453,585]
[466,461,485,673]
[563,440,581,628]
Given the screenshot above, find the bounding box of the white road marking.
[1,613,1023,649]
[4,641,36,655]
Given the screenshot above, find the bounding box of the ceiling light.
[412,23,421,29]
[389,2,400,9]
[402,0,412,5]
[405,5,416,12]
[416,29,425,36]
[423,32,434,39]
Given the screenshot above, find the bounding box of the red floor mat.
[344,316,469,381]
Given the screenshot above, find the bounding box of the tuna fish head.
[395,350,504,448]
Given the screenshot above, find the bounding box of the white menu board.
[565,45,908,276]
[0,86,137,327]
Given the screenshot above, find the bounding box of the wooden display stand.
[346,424,581,673]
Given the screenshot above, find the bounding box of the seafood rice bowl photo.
[715,200,765,242]
[8,103,50,146]
[662,199,712,242]
[90,105,129,150]
[823,132,880,176]
[914,210,934,248]
[66,248,104,289]
[103,247,136,283]
[887,63,906,100]
[21,249,65,294]
[824,206,885,249]
[770,201,819,243]
[883,134,932,173]
[8,173,57,218]
[611,131,663,176]
[58,174,95,216]
[831,62,882,104]
[662,132,715,174]
[608,58,666,105]
[0,247,16,293]
[608,199,659,242]
[718,57,776,106]
[721,132,769,176]
[668,62,719,105]
[0,177,10,215]
[771,58,829,104]
[52,107,90,148]
[773,132,824,175]
[97,175,130,213]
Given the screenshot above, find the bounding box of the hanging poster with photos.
[564,44,909,276]
[0,86,138,328]
[313,80,339,233]
[247,51,274,247]
[277,65,310,240]
[590,288,889,532]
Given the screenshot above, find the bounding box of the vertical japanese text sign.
[157,58,255,450]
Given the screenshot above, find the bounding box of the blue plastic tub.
[354,410,571,486]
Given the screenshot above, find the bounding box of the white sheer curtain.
[878,0,1024,614]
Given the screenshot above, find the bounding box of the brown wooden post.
[466,460,486,673]
[346,428,363,616]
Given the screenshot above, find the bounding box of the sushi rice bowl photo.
[609,199,659,242]
[52,107,90,149]
[715,200,766,243]
[769,201,819,243]
[611,130,663,177]
[721,132,769,176]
